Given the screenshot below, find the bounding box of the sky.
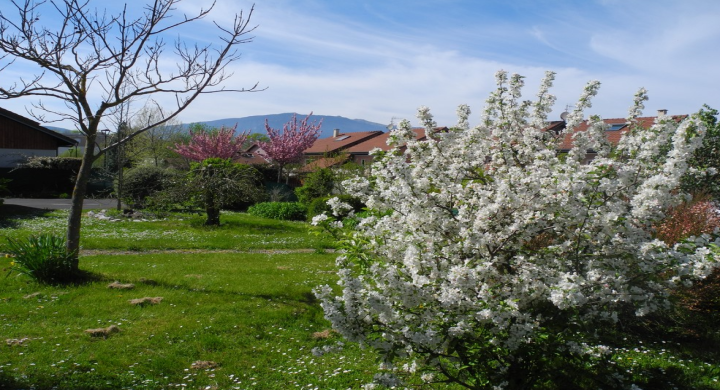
[1,0,719,130]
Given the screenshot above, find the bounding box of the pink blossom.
[173,125,249,162]
[260,113,322,181]
[260,113,322,165]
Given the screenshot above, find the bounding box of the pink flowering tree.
[260,113,322,182]
[173,125,249,162]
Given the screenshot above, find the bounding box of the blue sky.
[2,0,719,129]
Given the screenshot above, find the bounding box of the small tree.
[0,0,260,262]
[173,125,249,162]
[131,106,185,167]
[260,113,322,182]
[313,71,720,389]
[187,158,264,225]
[122,165,179,209]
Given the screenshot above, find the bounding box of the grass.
[0,208,333,251]
[0,205,719,389]
[1,251,379,390]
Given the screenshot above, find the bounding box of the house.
[556,109,686,163]
[235,144,271,166]
[0,107,77,168]
[300,129,384,172]
[345,127,448,166]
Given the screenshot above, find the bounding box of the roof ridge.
[0,106,77,145]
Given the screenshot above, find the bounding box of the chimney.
[333,128,340,138]
[657,109,668,117]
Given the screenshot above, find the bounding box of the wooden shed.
[0,107,77,168]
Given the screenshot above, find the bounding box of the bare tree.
[0,0,261,264]
[131,105,184,167]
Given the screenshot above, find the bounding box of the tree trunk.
[116,128,125,210]
[205,191,220,226]
[116,163,123,211]
[277,164,283,183]
[67,133,97,264]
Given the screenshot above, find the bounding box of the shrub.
[20,156,82,171]
[295,168,336,204]
[247,202,306,221]
[653,194,720,338]
[681,105,720,200]
[313,71,720,389]
[654,193,720,245]
[3,234,78,284]
[121,166,180,208]
[0,178,9,206]
[187,159,266,225]
[306,194,364,219]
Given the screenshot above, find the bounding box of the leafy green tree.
[681,104,720,199]
[187,158,265,226]
[130,106,185,167]
[121,166,180,209]
[295,168,336,204]
[244,133,270,149]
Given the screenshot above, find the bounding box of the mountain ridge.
[46,114,388,139]
[192,113,387,138]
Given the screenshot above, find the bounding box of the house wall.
[0,119,64,149]
[0,148,56,168]
[352,155,373,166]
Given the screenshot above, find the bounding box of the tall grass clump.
[3,234,79,284]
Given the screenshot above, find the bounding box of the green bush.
[306,195,364,219]
[3,234,78,284]
[247,202,307,221]
[0,178,8,206]
[20,156,82,171]
[121,166,180,208]
[295,168,336,205]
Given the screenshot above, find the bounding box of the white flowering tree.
[313,71,720,389]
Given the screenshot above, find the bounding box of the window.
[607,124,626,131]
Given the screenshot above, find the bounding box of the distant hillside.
[189,113,387,138]
[45,125,74,134]
[42,114,388,139]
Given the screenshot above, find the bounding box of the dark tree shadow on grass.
[0,205,56,228]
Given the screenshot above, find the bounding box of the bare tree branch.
[0,0,262,257]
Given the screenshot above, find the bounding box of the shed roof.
[0,107,77,147]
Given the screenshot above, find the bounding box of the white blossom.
[314,71,719,388]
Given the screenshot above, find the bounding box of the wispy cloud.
[2,0,718,130]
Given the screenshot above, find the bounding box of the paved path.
[3,198,120,210]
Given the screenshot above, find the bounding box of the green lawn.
[0,207,333,251]
[1,251,382,389]
[0,206,719,389]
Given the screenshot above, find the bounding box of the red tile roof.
[345,127,446,153]
[304,131,383,154]
[298,155,350,173]
[557,115,686,151]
